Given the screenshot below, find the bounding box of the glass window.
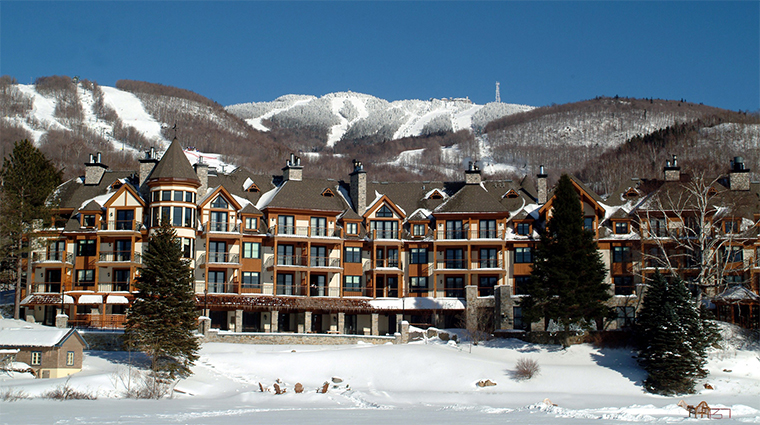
[173,206,182,227]
[211,196,228,209]
[344,275,361,291]
[514,276,530,295]
[613,246,632,263]
[346,222,358,235]
[345,247,361,263]
[370,220,398,239]
[376,205,393,217]
[513,307,527,330]
[180,238,193,259]
[479,276,498,296]
[278,215,294,234]
[615,222,629,234]
[616,306,636,328]
[410,248,428,264]
[151,207,159,227]
[161,190,171,201]
[185,191,194,203]
[516,222,530,236]
[243,242,260,259]
[66,351,74,366]
[515,247,532,263]
[614,276,634,295]
[76,240,96,257]
[76,269,95,284]
[311,217,327,236]
[446,220,464,239]
[413,224,426,236]
[161,206,171,224]
[723,220,739,234]
[724,246,743,263]
[410,276,427,291]
[152,191,160,202]
[184,208,194,227]
[173,190,183,201]
[245,217,257,230]
[242,272,260,289]
[82,214,96,227]
[31,351,41,366]
[584,217,595,231]
[277,244,294,265]
[445,248,464,269]
[479,220,496,238]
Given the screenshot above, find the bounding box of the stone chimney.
[84,152,108,185]
[282,153,303,182]
[465,161,481,185]
[729,156,750,191]
[536,165,548,204]
[138,147,159,189]
[194,156,209,197]
[350,159,367,214]
[664,155,681,182]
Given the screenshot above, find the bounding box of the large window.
[616,306,636,328]
[479,220,497,238]
[445,248,464,269]
[409,276,428,292]
[243,242,260,259]
[480,248,498,268]
[615,222,629,234]
[76,239,96,257]
[278,215,295,235]
[311,217,327,236]
[344,275,362,291]
[82,214,96,228]
[184,208,194,227]
[370,220,398,239]
[76,269,95,285]
[209,241,227,263]
[277,244,294,265]
[208,270,226,293]
[277,273,294,295]
[211,196,228,209]
[516,222,530,236]
[245,217,258,231]
[614,276,634,295]
[723,246,743,263]
[173,190,183,202]
[242,272,260,289]
[173,206,183,227]
[613,246,632,263]
[514,276,530,295]
[345,247,361,263]
[479,276,498,296]
[376,205,393,217]
[210,211,228,232]
[514,247,532,263]
[410,248,428,264]
[446,220,464,239]
[584,217,595,231]
[311,246,327,266]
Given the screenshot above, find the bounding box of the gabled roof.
[147,138,200,185]
[240,203,263,216]
[540,174,606,217]
[0,319,88,349]
[79,200,102,212]
[264,178,348,212]
[434,183,509,215]
[714,285,760,303]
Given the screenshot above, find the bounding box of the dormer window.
[516,222,530,236]
[615,221,629,234]
[346,222,358,235]
[723,220,739,234]
[245,217,258,230]
[376,205,393,218]
[428,190,444,200]
[707,187,718,197]
[110,181,123,190]
[246,183,260,193]
[82,214,96,228]
[321,188,335,197]
[504,189,519,199]
[413,223,426,236]
[624,188,639,198]
[211,196,228,209]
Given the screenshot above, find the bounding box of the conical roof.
[147,138,200,186]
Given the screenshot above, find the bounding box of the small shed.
[713,286,760,329]
[0,318,88,378]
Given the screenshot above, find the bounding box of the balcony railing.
[475,258,503,269]
[275,284,306,296]
[68,314,126,329]
[277,255,307,266]
[208,282,239,294]
[99,251,141,264]
[342,285,371,297]
[32,251,74,264]
[310,286,340,297]
[34,283,61,293]
[436,229,505,240]
[309,256,342,268]
[375,258,401,269]
[367,229,402,240]
[204,221,240,233]
[98,282,131,292]
[270,225,342,238]
[443,287,465,298]
[101,220,142,231]
[436,258,467,269]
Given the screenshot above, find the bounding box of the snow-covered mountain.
[226,92,534,147]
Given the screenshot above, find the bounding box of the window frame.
[241,272,261,289]
[343,275,362,291]
[516,222,530,236]
[243,242,261,259]
[514,247,532,263]
[31,351,41,366]
[66,351,75,366]
[344,246,361,263]
[612,246,632,263]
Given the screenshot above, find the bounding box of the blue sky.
[2,1,758,111]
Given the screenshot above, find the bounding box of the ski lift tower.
[495,82,501,103]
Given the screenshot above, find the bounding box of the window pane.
[174,190,183,201]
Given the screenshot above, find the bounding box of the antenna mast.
[495,81,501,103]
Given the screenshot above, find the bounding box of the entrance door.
[115,239,132,262]
[116,210,134,230]
[387,276,398,297]
[45,269,61,293]
[445,276,464,298]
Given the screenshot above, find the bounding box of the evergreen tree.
[635,271,717,395]
[521,174,613,338]
[125,220,199,379]
[0,140,62,319]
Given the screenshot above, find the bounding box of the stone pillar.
[55,314,68,329]
[234,310,243,332]
[270,310,279,333]
[371,313,379,336]
[400,320,410,344]
[395,313,404,333]
[337,312,345,334]
[297,313,305,334]
[465,285,478,332]
[198,317,211,336]
[304,311,312,333]
[494,285,515,329]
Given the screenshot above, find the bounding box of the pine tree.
[521,174,613,338]
[635,271,717,395]
[0,140,62,319]
[125,220,199,379]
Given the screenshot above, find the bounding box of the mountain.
[226,92,534,147]
[1,76,757,191]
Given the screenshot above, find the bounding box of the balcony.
[435,258,467,270]
[342,285,371,297]
[270,225,342,238]
[374,258,401,269]
[275,284,307,296]
[443,287,465,298]
[310,286,340,297]
[98,251,142,264]
[367,229,402,240]
[34,283,61,293]
[98,282,131,292]
[436,229,505,240]
[277,255,307,267]
[198,252,240,265]
[203,221,240,234]
[475,258,503,269]
[32,251,73,264]
[309,256,342,268]
[101,220,142,231]
[68,314,126,329]
[207,282,239,294]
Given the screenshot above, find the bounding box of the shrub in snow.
[0,387,29,402]
[514,357,540,380]
[42,378,97,400]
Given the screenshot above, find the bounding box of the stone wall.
[204,330,400,345]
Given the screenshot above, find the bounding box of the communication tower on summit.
[495,82,501,103]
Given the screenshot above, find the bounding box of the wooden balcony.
[98,251,142,264]
[32,251,74,265]
[269,225,342,239]
[68,314,126,329]
[100,220,142,232]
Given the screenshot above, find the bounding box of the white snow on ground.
[14,84,70,138]
[2,334,758,424]
[451,104,484,133]
[77,86,142,156]
[244,97,315,132]
[327,95,370,147]
[100,86,167,146]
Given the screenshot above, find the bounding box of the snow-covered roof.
[106,295,129,304]
[0,319,77,348]
[369,298,465,310]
